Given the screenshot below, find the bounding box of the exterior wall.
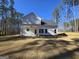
[23,14,41,24]
[23,18,41,24]
[48,28,57,35]
[20,26,57,36]
[38,28,57,36]
[20,26,36,36]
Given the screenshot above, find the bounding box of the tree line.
[0,0,24,35]
[53,0,79,32]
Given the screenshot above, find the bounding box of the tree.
[15,11,24,20]
[53,5,62,33]
[64,22,70,31]
[62,0,70,20]
[0,0,8,19]
[69,0,79,32]
[62,0,79,32]
[9,0,15,19]
[0,0,9,35]
[69,19,79,32]
[62,0,73,21]
[53,6,61,26]
[14,11,23,34]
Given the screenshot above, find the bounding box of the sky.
[14,0,62,20]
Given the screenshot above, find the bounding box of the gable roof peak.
[27,12,36,16]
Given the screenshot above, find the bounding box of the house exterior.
[20,12,58,37]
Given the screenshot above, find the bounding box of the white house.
[20,12,58,37]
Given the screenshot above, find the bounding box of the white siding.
[20,25,57,36]
[23,13,42,24]
[38,28,57,36]
[20,26,36,36]
[48,29,57,35]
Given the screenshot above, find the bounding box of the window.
[27,29,29,31]
[39,29,44,33]
[45,29,47,33]
[54,29,56,33]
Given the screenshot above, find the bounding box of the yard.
[0,32,79,59]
